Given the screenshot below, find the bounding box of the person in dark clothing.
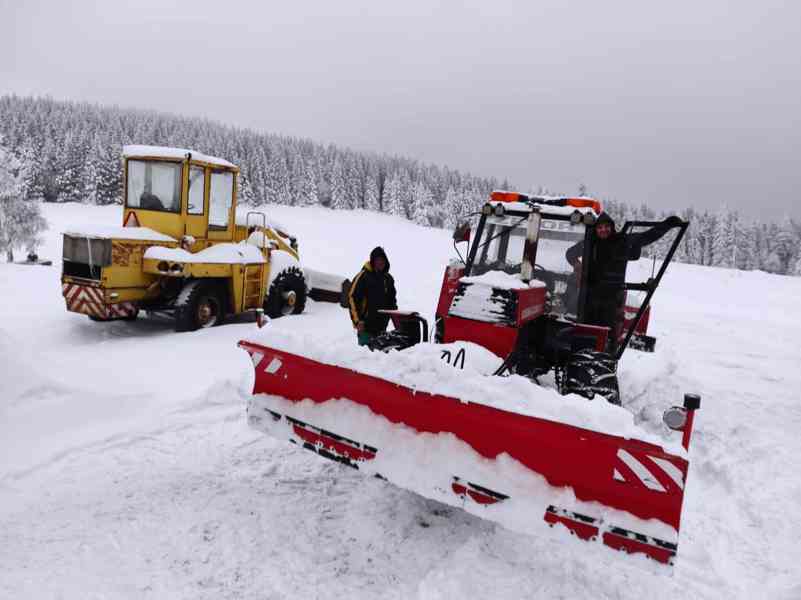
[566,212,682,352]
[348,247,398,346]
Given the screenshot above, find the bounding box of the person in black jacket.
[348,247,398,346]
[566,212,682,352]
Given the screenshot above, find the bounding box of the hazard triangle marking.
[124,212,140,228]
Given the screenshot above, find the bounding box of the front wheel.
[174,280,225,332]
[265,266,307,318]
[562,350,620,405]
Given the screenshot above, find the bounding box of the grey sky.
[2,0,799,218]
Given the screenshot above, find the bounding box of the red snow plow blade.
[240,340,699,566]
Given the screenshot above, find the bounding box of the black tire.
[174,280,225,332]
[266,266,307,318]
[563,350,620,405]
[339,279,352,309]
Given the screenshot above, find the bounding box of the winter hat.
[370,246,390,271]
[595,212,616,230]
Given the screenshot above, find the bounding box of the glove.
[664,215,683,228]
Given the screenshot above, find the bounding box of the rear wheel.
[175,280,225,332]
[563,350,620,405]
[266,266,307,318]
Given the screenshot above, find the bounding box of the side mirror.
[453,222,471,243]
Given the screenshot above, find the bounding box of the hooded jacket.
[348,247,398,334]
[565,212,675,292]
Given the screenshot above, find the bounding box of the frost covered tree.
[0,145,48,262]
[711,206,735,268]
[3,95,800,275]
[409,181,433,226]
[384,172,406,218]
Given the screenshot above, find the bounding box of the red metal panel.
[435,264,464,319]
[240,341,689,531]
[515,286,547,326]
[441,315,519,359]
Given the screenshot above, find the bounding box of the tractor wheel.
[266,266,307,318]
[174,280,225,332]
[563,350,620,405]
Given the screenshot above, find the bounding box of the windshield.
[471,214,588,318]
[535,218,587,317]
[472,215,529,276]
[126,160,182,214]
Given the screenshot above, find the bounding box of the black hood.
[369,246,390,272]
[594,212,616,236]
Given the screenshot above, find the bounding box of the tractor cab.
[122,145,239,245]
[464,191,600,322]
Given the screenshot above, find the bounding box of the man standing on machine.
[566,212,681,352]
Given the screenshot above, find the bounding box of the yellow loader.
[61,145,320,331]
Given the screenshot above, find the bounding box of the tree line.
[1,95,799,275]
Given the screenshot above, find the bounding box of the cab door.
[207,169,236,242]
[185,165,209,240]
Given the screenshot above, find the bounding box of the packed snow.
[122,145,235,169]
[460,270,546,289]
[2,202,801,599]
[64,224,176,242]
[144,242,266,265]
[243,329,685,454]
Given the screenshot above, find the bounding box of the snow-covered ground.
[2,203,800,599]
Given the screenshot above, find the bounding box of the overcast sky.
[2,0,799,218]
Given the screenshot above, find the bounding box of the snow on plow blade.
[239,340,695,566]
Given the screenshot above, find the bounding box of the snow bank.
[144,242,266,264]
[63,225,176,242]
[241,328,686,455]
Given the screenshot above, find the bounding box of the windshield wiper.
[476,215,529,253]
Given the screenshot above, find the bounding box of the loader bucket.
[239,338,697,565]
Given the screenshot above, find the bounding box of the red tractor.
[372,191,687,405]
[239,191,699,565]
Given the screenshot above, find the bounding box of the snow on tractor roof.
[123,145,236,169]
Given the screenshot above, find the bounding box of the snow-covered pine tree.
[711,205,735,268]
[773,216,796,274]
[0,145,48,262]
[409,181,433,226]
[329,156,348,210]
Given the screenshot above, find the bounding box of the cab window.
[188,167,205,215]
[209,171,233,229]
[126,160,182,213]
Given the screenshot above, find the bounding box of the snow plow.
[240,191,699,564]
[60,145,341,331]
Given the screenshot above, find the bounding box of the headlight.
[493,204,505,217]
[170,263,184,273]
[583,212,596,226]
[481,204,492,216]
[157,261,169,272]
[662,406,688,430]
[570,210,582,225]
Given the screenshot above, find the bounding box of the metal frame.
[614,220,689,359]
